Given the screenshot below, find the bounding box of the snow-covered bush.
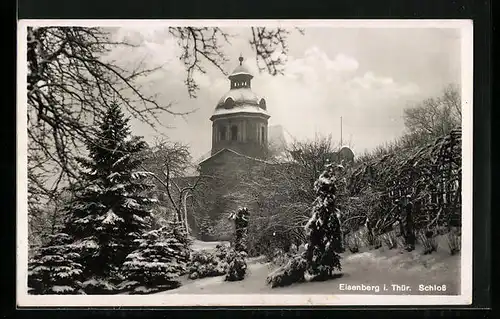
[381,231,398,249]
[269,248,293,267]
[214,243,229,257]
[446,231,461,255]
[418,230,438,255]
[266,253,308,288]
[363,231,382,249]
[224,250,248,282]
[188,244,228,279]
[28,233,84,295]
[120,224,190,294]
[347,235,361,253]
[80,277,117,295]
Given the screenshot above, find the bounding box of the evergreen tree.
[229,207,250,253]
[266,164,343,287]
[28,232,84,295]
[225,208,249,281]
[120,221,191,294]
[304,163,343,278]
[63,103,156,293]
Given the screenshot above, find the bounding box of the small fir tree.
[63,103,156,294]
[229,207,250,253]
[28,232,84,295]
[304,163,343,278]
[225,207,249,281]
[266,163,343,287]
[120,221,191,294]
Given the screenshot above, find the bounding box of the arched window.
[219,126,227,141]
[231,125,238,141]
[259,98,267,110]
[224,97,234,109]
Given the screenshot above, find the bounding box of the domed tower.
[210,56,270,159]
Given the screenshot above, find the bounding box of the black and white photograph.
[17,20,473,306]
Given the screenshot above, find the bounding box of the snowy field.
[158,235,460,295]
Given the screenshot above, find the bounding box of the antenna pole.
[340,116,343,147]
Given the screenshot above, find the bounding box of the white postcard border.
[16,19,474,307]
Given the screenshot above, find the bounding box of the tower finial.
[238,54,244,65]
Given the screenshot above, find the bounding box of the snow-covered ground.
[191,239,230,251]
[160,236,460,295]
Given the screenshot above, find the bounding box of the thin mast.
[340,116,343,147]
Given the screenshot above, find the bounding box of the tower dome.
[209,56,271,159]
[229,56,253,78]
[211,56,269,118]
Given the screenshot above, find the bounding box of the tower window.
[259,98,267,110]
[224,97,234,109]
[231,125,238,141]
[261,127,265,144]
[219,126,227,141]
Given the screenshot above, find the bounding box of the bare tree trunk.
[183,193,191,236]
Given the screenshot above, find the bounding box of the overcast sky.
[107,25,461,160]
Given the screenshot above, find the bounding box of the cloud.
[243,47,422,153]
[105,29,426,158]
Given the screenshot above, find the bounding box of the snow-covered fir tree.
[266,163,343,287]
[120,221,191,294]
[28,232,84,295]
[304,163,343,278]
[225,207,249,281]
[228,207,249,253]
[63,103,156,294]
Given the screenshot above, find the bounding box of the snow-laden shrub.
[269,248,293,267]
[446,231,461,255]
[120,224,190,294]
[357,226,381,250]
[381,231,398,249]
[81,277,117,295]
[418,230,438,255]
[347,235,361,253]
[371,235,382,249]
[266,253,308,288]
[28,233,84,295]
[188,244,228,279]
[224,250,248,282]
